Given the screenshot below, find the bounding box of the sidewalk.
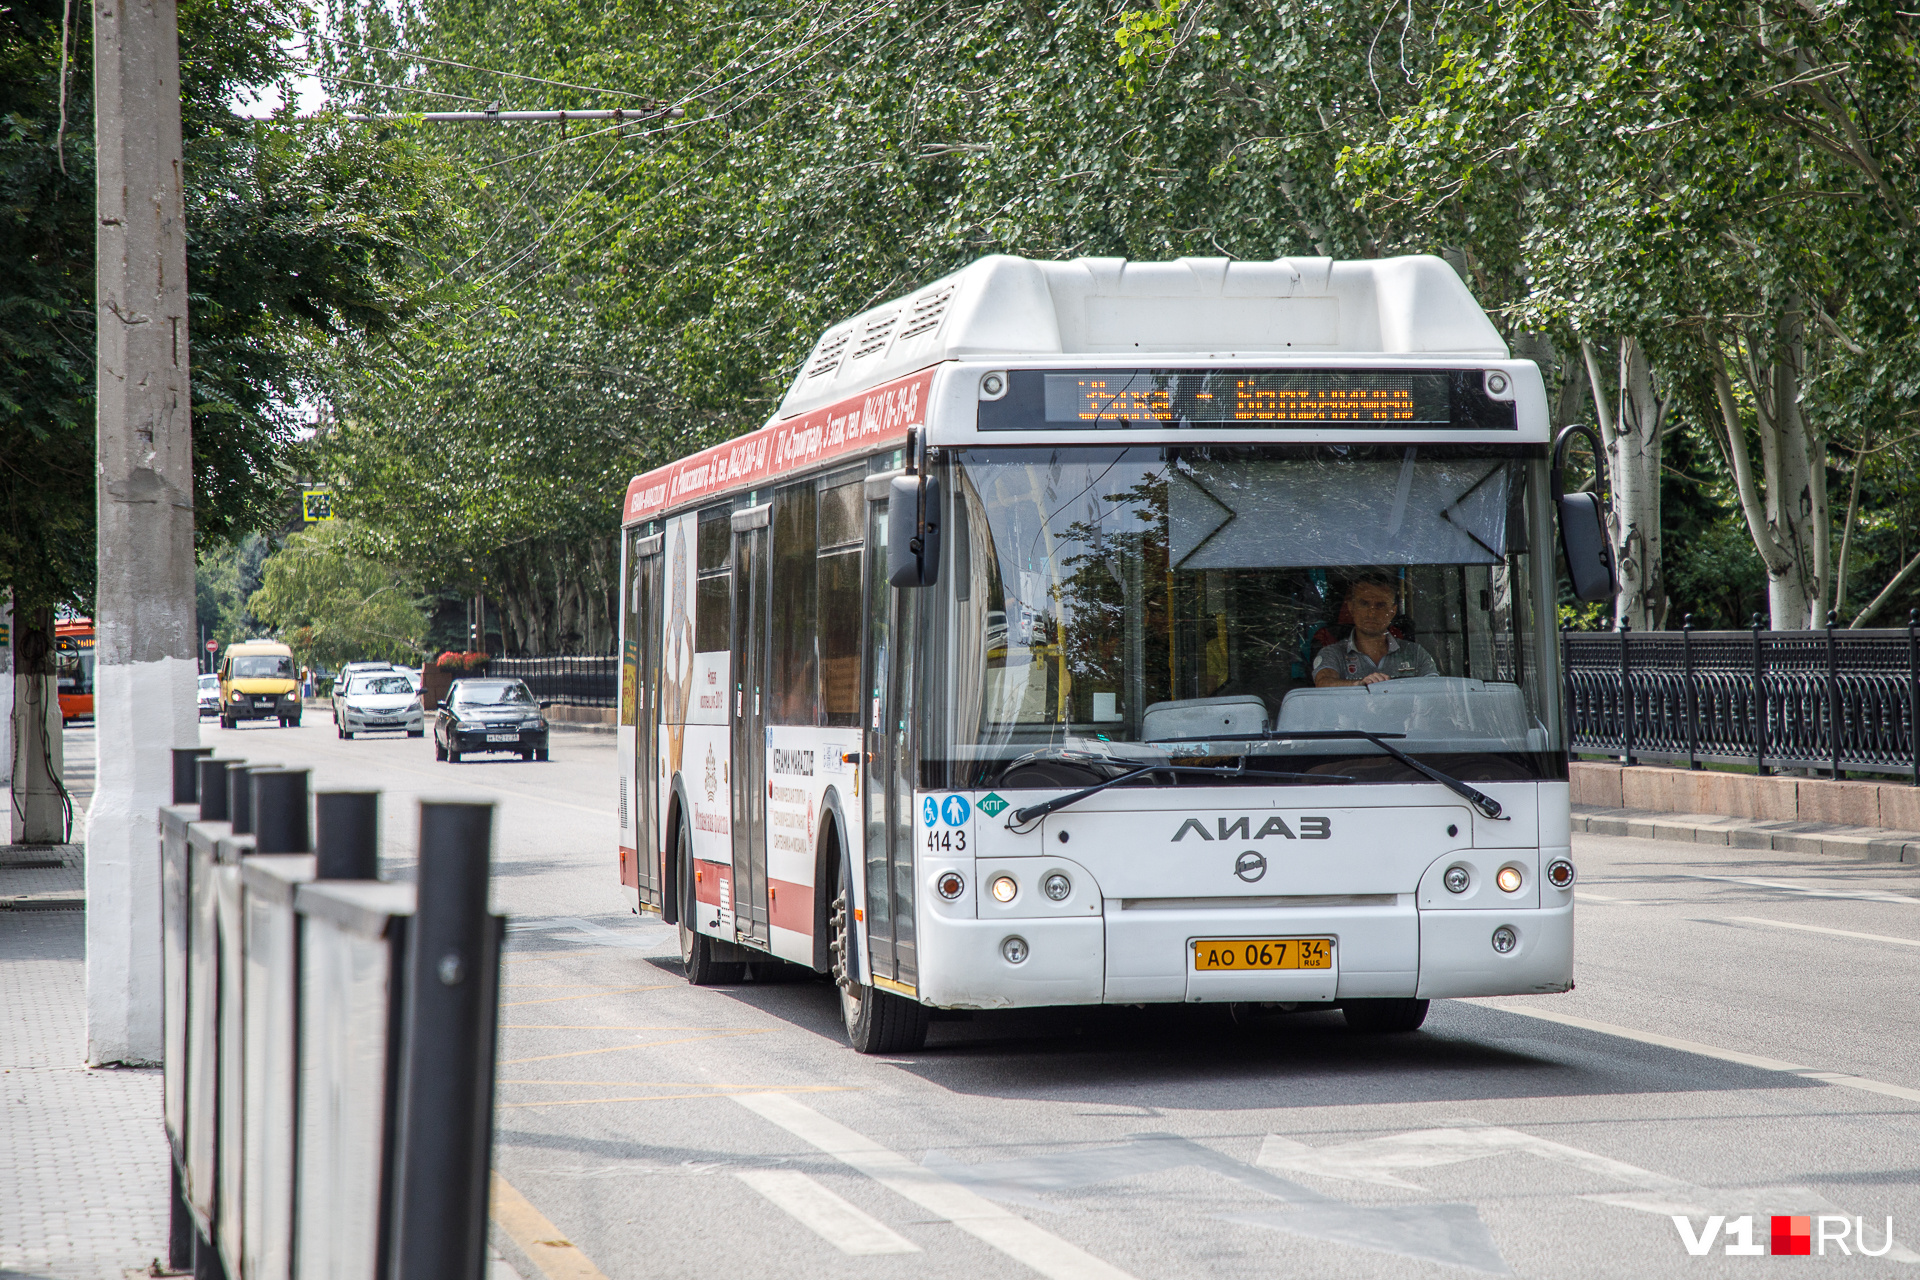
[1574,805,1920,863]
[1,723,173,1279]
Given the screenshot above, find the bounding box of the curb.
[1574,807,1920,864]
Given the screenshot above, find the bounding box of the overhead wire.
[302,31,658,102]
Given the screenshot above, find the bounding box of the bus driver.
[1311,574,1439,687]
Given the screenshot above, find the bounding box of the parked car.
[332,671,426,739]
[218,639,301,728]
[433,678,550,762]
[196,673,220,719]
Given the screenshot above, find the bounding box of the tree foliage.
[246,520,429,667]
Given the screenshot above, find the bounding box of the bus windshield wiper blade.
[1144,729,1506,820]
[1009,761,1352,827]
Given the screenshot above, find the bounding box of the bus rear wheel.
[677,819,743,986]
[830,884,928,1054]
[1341,998,1430,1033]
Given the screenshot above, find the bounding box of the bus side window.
[818,478,864,727]
[695,505,732,653]
[770,482,818,725]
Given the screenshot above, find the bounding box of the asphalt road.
[210,713,1920,1279]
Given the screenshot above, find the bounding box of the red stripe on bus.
[768,878,813,936]
[622,369,935,524]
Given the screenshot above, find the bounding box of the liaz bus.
[615,253,1614,1053]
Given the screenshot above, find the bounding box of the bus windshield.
[232,654,294,680]
[938,444,1562,787]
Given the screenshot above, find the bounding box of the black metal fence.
[1564,618,1920,782]
[491,654,618,708]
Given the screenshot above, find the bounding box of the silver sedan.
[334,672,425,739]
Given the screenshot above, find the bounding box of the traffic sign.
[206,640,218,652]
[302,489,335,522]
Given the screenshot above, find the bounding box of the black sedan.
[433,678,551,762]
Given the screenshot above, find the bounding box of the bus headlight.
[1546,859,1576,888]
[1491,925,1518,953]
[936,871,965,900]
[990,875,1018,903]
[1496,866,1524,893]
[1042,873,1071,901]
[1001,935,1028,964]
[1442,865,1471,894]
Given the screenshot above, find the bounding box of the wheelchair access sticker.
[923,794,971,827]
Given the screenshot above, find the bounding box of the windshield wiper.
[1008,760,1353,827]
[1145,729,1506,820]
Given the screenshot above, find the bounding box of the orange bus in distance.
[55,619,95,721]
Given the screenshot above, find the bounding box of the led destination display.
[1043,370,1452,425]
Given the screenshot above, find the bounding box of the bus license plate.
[1192,938,1332,971]
[485,733,518,743]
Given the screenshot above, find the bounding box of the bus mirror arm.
[1551,424,1618,605]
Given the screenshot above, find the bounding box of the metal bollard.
[229,764,281,837]
[174,747,214,805]
[252,769,312,855]
[315,790,381,880]
[389,801,501,1280]
[198,759,235,823]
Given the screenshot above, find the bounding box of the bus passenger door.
[731,507,772,944]
[636,537,664,911]
[862,492,919,989]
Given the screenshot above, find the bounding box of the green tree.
[0,0,450,625]
[246,520,428,668]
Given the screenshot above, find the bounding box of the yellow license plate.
[1191,938,1333,971]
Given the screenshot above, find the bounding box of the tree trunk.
[1708,303,1829,629]
[1582,338,1667,629]
[12,605,68,844]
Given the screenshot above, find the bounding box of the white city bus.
[615,253,1608,1053]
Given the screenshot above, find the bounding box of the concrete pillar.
[88,0,199,1065]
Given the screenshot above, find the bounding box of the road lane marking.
[1477,1003,1920,1105]
[500,1086,852,1109]
[1677,874,1920,905]
[502,985,673,1007]
[733,1092,1140,1280]
[1253,1121,1920,1261]
[735,1169,922,1255]
[1727,915,1920,948]
[500,1031,767,1064]
[490,1170,613,1280]
[501,1024,753,1030]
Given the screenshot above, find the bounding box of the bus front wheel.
[1341,998,1430,1033]
[830,876,927,1055]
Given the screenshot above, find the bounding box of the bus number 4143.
[1671,1215,1897,1257]
[926,829,968,853]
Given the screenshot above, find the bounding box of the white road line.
[735,1169,921,1256]
[1679,873,1920,906]
[732,1092,1139,1280]
[1478,1003,1920,1105]
[1727,915,1920,948]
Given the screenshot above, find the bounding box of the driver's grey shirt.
[1312,634,1439,682]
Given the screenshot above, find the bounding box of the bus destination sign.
[1043,370,1449,425]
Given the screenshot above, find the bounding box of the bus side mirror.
[887,474,942,588]
[1551,423,1617,604]
[1557,491,1616,602]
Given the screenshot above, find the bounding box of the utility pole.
[1,595,11,836]
[90,0,199,1064]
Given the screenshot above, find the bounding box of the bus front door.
[862,494,918,990]
[731,509,771,944]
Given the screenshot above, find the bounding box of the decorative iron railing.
[1563,617,1920,782]
[491,654,618,707]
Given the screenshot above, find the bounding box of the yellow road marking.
[490,1170,612,1280]
[500,1085,853,1110]
[502,985,672,1008]
[502,1024,751,1031]
[500,1030,766,1064]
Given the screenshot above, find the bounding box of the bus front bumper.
[907,898,1573,1009]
